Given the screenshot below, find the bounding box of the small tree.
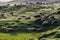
[7,4,10,7]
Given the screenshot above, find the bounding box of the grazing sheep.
[10,12,13,14]
[1,27,14,32]
[49,15,55,19]
[0,13,5,18]
[43,16,49,20]
[42,20,50,26]
[34,19,42,24]
[21,16,31,20]
[26,28,36,31]
[34,14,41,19]
[57,11,60,14]
[44,16,49,18]
[5,28,14,32]
[50,20,57,25]
[57,8,60,10]
[35,28,43,32]
[26,27,43,32]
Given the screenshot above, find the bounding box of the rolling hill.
[0,0,60,5]
[0,0,60,40]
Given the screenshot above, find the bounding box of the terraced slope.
[0,3,60,40]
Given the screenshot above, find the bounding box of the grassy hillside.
[0,3,60,40]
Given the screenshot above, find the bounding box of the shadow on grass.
[0,20,60,36]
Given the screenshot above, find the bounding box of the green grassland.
[0,3,60,40]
